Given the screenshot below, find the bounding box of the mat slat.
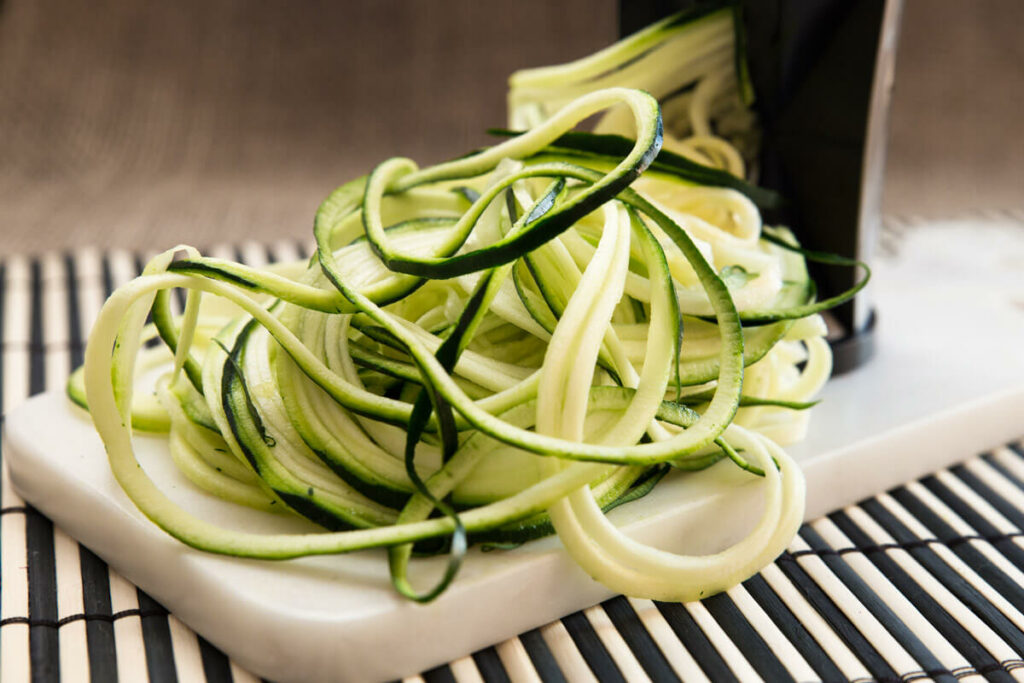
[830,509,1010,680]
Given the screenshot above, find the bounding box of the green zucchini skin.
[488,130,782,209]
[73,4,845,603]
[219,320,400,531]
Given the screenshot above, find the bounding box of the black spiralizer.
[620,0,903,374]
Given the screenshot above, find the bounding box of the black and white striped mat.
[2,243,1024,682]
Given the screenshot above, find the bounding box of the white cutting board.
[6,222,1024,682]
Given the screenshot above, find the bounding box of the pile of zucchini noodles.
[71,5,865,603]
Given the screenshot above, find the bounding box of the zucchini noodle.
[70,9,866,603]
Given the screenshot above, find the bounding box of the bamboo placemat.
[2,242,1024,682]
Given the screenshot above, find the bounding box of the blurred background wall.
[0,0,1021,255]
